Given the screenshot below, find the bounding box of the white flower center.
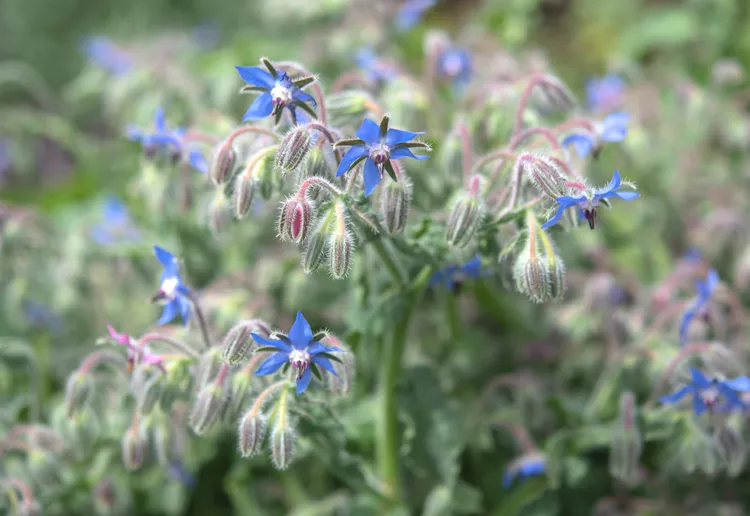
[271,84,293,104]
[442,55,463,76]
[160,277,179,299]
[289,348,310,367]
[700,386,720,405]
[369,143,391,165]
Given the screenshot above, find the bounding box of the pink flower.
[107,324,165,371]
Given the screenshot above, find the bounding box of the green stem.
[446,293,461,343]
[370,238,405,288]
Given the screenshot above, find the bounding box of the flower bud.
[327,90,374,128]
[208,193,231,235]
[138,375,165,415]
[160,360,193,411]
[445,195,483,248]
[513,244,550,304]
[197,347,224,390]
[28,447,60,486]
[121,425,148,471]
[238,412,267,458]
[209,142,237,186]
[531,74,576,112]
[93,478,131,516]
[152,418,173,466]
[523,154,566,201]
[275,125,312,174]
[322,335,355,396]
[62,409,100,460]
[279,196,314,244]
[715,423,746,477]
[224,371,253,422]
[222,319,270,365]
[678,418,720,475]
[381,177,411,235]
[232,171,258,219]
[256,151,278,200]
[304,146,334,179]
[270,425,296,470]
[64,372,91,419]
[302,211,333,274]
[609,392,642,487]
[189,383,226,436]
[702,342,745,379]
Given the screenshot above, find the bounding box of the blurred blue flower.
[436,47,472,92]
[81,36,133,75]
[167,461,196,489]
[235,66,316,124]
[151,246,191,326]
[429,255,483,289]
[335,118,429,197]
[585,74,625,112]
[541,170,640,230]
[192,21,221,49]
[356,48,398,83]
[90,196,141,245]
[395,0,438,31]
[0,138,11,176]
[678,269,719,346]
[660,368,747,415]
[22,299,64,334]
[503,453,546,488]
[127,108,208,174]
[251,311,343,395]
[562,112,630,158]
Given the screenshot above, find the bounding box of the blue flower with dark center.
[436,47,473,92]
[660,368,748,415]
[150,246,191,326]
[235,59,317,125]
[251,311,343,395]
[503,453,546,488]
[429,255,483,290]
[585,74,625,112]
[127,108,208,174]
[541,170,639,230]
[395,0,438,31]
[334,116,430,197]
[90,196,141,245]
[678,269,719,346]
[82,36,133,75]
[562,112,629,158]
[356,48,398,83]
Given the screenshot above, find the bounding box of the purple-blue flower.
[334,117,430,197]
[167,460,196,489]
[678,269,719,346]
[585,74,625,112]
[251,311,343,395]
[356,48,398,83]
[562,112,630,158]
[127,108,208,174]
[436,47,473,92]
[23,299,64,334]
[395,0,438,31]
[90,196,141,245]
[503,453,546,488]
[660,368,748,415]
[235,61,317,124]
[429,255,483,289]
[150,246,191,326]
[541,170,640,230]
[82,36,133,75]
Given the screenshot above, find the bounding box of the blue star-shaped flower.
[334,117,430,197]
[562,112,630,158]
[151,246,191,326]
[356,48,398,83]
[660,368,745,415]
[251,312,343,395]
[235,61,317,124]
[585,74,625,112]
[678,269,719,346]
[82,36,133,75]
[127,108,208,174]
[90,196,141,245]
[503,453,546,488]
[429,255,483,290]
[436,47,473,93]
[395,0,438,31]
[541,170,640,230]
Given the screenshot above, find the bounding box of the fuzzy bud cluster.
[275,125,313,175]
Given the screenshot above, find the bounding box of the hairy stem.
[139,333,201,359]
[186,291,213,350]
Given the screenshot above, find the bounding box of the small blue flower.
[541,170,640,230]
[251,311,343,395]
[235,62,317,124]
[127,108,208,174]
[585,74,625,112]
[335,117,430,197]
[0,139,11,176]
[395,0,438,31]
[167,460,196,489]
[90,196,141,245]
[23,299,64,334]
[356,48,398,83]
[436,47,473,93]
[660,368,745,415]
[678,269,719,346]
[503,453,546,488]
[82,36,133,75]
[151,246,191,326]
[562,112,630,158]
[429,255,483,289]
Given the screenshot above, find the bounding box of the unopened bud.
[208,193,231,235]
[232,171,258,219]
[160,360,193,411]
[275,125,312,174]
[328,231,354,279]
[189,383,226,436]
[238,412,267,457]
[513,244,550,304]
[679,419,720,475]
[138,375,165,415]
[522,153,566,200]
[270,425,296,470]
[64,372,91,418]
[222,319,271,365]
[323,335,355,396]
[531,74,576,112]
[197,348,223,390]
[439,127,466,177]
[445,195,483,248]
[381,177,411,234]
[609,392,642,487]
[121,425,148,471]
[279,196,314,244]
[256,150,278,200]
[28,447,60,486]
[152,419,172,466]
[702,342,745,379]
[93,478,130,516]
[302,211,333,274]
[715,423,746,477]
[224,371,253,422]
[209,142,237,185]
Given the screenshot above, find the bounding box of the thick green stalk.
[370,238,405,288]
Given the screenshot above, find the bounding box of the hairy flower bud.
[138,376,165,415]
[445,195,483,248]
[152,418,172,466]
[522,153,566,201]
[275,125,313,174]
[209,142,237,186]
[679,418,720,475]
[323,336,355,396]
[121,425,148,471]
[531,74,576,112]
[702,342,745,379]
[328,231,354,280]
[197,348,224,390]
[189,383,226,436]
[302,211,333,274]
[232,171,258,219]
[64,372,91,419]
[222,319,271,365]
[381,177,411,235]
[160,360,193,411]
[279,196,314,244]
[715,423,746,477]
[224,371,253,422]
[513,244,550,304]
[609,392,642,487]
[238,412,267,458]
[270,426,296,470]
[208,193,231,235]
[28,447,60,486]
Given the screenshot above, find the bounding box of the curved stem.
[512,74,544,136]
[297,176,343,199]
[553,118,596,134]
[492,421,537,454]
[331,71,369,92]
[225,125,281,145]
[510,127,562,151]
[345,167,361,195]
[79,350,127,374]
[305,122,341,163]
[469,150,518,179]
[645,342,713,408]
[186,291,212,350]
[139,333,200,359]
[249,380,288,417]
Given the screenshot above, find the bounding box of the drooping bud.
[197,347,224,390]
[279,196,314,244]
[513,245,550,304]
[238,412,267,458]
[531,74,576,112]
[381,176,411,234]
[328,231,354,279]
[222,319,271,365]
[678,417,720,475]
[209,142,237,186]
[255,148,279,200]
[189,383,226,436]
[322,335,355,396]
[714,422,746,477]
[232,171,258,219]
[275,125,313,174]
[152,416,173,466]
[27,447,60,486]
[61,409,100,460]
[121,424,148,471]
[445,194,483,248]
[137,375,166,415]
[160,360,193,411]
[208,192,232,235]
[224,370,253,422]
[537,229,566,301]
[302,209,334,274]
[522,153,566,201]
[609,391,642,487]
[93,477,131,516]
[64,372,91,419]
[270,425,296,470]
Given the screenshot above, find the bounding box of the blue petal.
[355,119,382,146]
[335,145,368,177]
[288,311,314,349]
[103,197,129,223]
[154,246,176,268]
[158,300,179,325]
[690,368,712,388]
[293,89,317,108]
[562,134,594,158]
[312,355,339,377]
[251,333,292,353]
[363,158,382,198]
[502,469,516,489]
[659,385,691,404]
[189,150,208,174]
[235,65,275,89]
[722,377,750,392]
[149,133,183,149]
[177,295,191,325]
[596,170,622,195]
[296,367,313,394]
[678,305,697,345]
[242,92,274,121]
[461,255,483,277]
[308,341,343,355]
[608,191,640,201]
[692,396,707,416]
[519,459,546,478]
[384,128,423,147]
[703,269,720,297]
[154,107,166,132]
[541,196,584,230]
[390,146,429,161]
[255,352,289,376]
[127,125,143,142]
